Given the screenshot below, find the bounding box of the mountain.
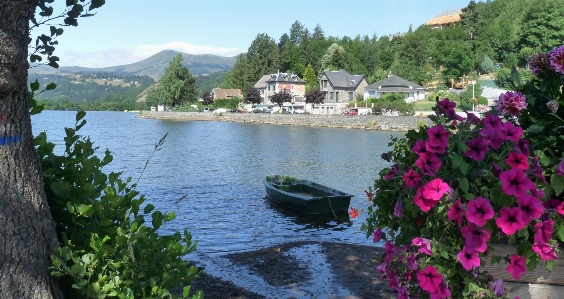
[29,50,239,79]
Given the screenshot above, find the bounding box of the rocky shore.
[137,111,433,131]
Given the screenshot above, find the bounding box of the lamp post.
[470,80,476,112]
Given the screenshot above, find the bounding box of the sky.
[32,0,475,68]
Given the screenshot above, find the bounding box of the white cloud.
[60,41,243,68]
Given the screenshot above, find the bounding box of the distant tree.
[245,33,279,92]
[244,87,262,106]
[202,91,213,106]
[320,43,350,71]
[518,0,564,52]
[270,90,292,108]
[368,68,388,84]
[305,89,325,110]
[278,33,291,52]
[518,47,536,68]
[312,24,325,40]
[289,20,305,44]
[229,54,248,91]
[302,63,317,87]
[159,53,198,107]
[479,55,495,74]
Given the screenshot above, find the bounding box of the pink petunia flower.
[431,283,451,299]
[495,91,527,116]
[384,241,396,263]
[413,139,428,155]
[464,110,481,125]
[412,237,433,255]
[465,197,494,226]
[457,246,481,270]
[515,139,530,156]
[543,198,560,209]
[373,228,383,243]
[415,152,442,176]
[499,168,535,197]
[465,137,489,161]
[558,202,564,216]
[417,265,443,293]
[447,198,465,226]
[505,151,529,170]
[483,114,503,129]
[527,156,547,185]
[427,125,450,149]
[388,272,400,289]
[403,168,421,188]
[556,158,564,176]
[532,242,559,261]
[507,254,527,279]
[479,127,505,150]
[496,207,526,235]
[517,194,543,224]
[375,262,388,278]
[397,285,409,299]
[384,164,399,180]
[422,178,450,201]
[534,220,554,244]
[414,187,438,212]
[406,252,418,270]
[460,223,491,252]
[548,45,564,75]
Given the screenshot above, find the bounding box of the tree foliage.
[305,89,325,109]
[302,63,317,87]
[244,87,262,106]
[201,91,213,106]
[479,55,495,74]
[159,54,198,107]
[270,90,292,107]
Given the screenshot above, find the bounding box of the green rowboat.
[264,175,353,214]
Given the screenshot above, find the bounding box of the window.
[322,80,327,88]
[349,92,354,101]
[336,92,339,102]
[330,92,334,101]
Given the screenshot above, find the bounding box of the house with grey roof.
[363,75,425,102]
[318,69,368,114]
[254,72,306,104]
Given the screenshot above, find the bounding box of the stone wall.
[138,111,433,131]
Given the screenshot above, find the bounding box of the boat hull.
[264,175,352,214]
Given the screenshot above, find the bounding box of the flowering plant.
[362,45,564,299]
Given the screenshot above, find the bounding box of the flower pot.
[481,243,564,299]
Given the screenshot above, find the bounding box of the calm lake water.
[32,111,403,255]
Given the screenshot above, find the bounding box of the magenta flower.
[465,137,489,161]
[384,164,399,180]
[457,246,480,270]
[534,220,554,244]
[505,151,529,170]
[507,254,526,279]
[412,237,433,255]
[375,262,388,278]
[547,100,559,113]
[427,125,450,149]
[464,110,481,125]
[479,127,505,150]
[492,278,504,296]
[414,187,438,212]
[483,114,502,129]
[394,199,403,218]
[515,139,530,156]
[384,241,396,263]
[397,285,409,299]
[431,283,451,299]
[415,152,442,176]
[460,223,491,252]
[529,52,550,76]
[499,168,535,197]
[495,91,527,116]
[556,158,564,176]
[373,228,383,243]
[501,122,523,142]
[413,139,428,155]
[437,98,456,112]
[527,156,547,184]
[517,194,543,224]
[422,178,450,201]
[548,45,564,75]
[559,202,564,216]
[417,265,443,293]
[532,242,559,261]
[465,197,494,226]
[406,252,418,270]
[388,272,400,289]
[496,207,525,235]
[403,168,421,188]
[543,198,560,209]
[447,198,464,226]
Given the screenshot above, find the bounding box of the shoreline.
[137,111,432,131]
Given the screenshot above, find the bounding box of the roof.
[426,8,462,26]
[266,72,305,84]
[253,75,271,89]
[320,69,365,88]
[212,88,242,99]
[365,75,424,92]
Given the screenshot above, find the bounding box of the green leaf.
[165,212,176,222]
[30,80,40,91]
[144,204,155,214]
[46,82,56,90]
[558,224,564,242]
[490,255,501,264]
[550,174,564,196]
[76,110,86,122]
[459,177,469,194]
[152,211,164,229]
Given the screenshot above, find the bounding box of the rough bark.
[0,1,61,298]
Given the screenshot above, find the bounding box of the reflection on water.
[32,111,404,254]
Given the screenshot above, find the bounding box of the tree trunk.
[0,1,61,298]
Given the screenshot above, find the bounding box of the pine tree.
[159,53,198,107]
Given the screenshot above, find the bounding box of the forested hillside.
[224,0,564,92]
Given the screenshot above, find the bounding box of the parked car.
[294,109,305,114]
[202,107,209,113]
[213,108,228,114]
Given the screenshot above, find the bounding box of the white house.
[363,75,425,102]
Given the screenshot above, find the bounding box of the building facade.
[317,69,368,115]
[363,74,425,102]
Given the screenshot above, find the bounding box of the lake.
[32,111,403,256]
